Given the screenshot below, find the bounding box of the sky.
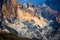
[17,0,60,11]
[17,0,46,5]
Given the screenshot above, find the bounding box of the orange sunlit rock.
[17,7,48,28]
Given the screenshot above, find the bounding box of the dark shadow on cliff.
[41,0,60,30]
[4,25,18,35]
[44,0,60,39]
[0,0,4,30]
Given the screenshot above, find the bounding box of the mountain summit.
[0,0,60,40]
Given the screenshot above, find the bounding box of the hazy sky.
[17,0,60,11]
[17,0,46,5]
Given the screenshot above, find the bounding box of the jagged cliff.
[2,0,17,22]
[0,0,60,40]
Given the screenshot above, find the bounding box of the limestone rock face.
[0,0,18,32]
[2,0,17,20]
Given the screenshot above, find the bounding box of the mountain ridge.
[0,0,60,40]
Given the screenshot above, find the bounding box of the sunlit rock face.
[2,0,17,22]
[0,0,19,33]
[0,0,59,40]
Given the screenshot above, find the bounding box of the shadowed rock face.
[56,12,60,23]
[0,0,3,29]
[45,0,60,23]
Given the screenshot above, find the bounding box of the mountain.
[0,0,60,40]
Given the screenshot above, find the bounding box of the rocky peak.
[0,0,18,29]
[0,0,60,40]
[2,0,17,19]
